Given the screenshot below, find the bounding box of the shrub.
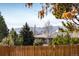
[33,39,44,46]
[51,33,79,45]
[15,35,23,46]
[1,34,14,46]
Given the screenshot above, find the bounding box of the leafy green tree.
[1,28,23,46]
[10,28,18,45]
[0,12,9,42]
[15,35,23,46]
[20,22,34,45]
[1,34,14,46]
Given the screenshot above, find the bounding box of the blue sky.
[0,3,65,29]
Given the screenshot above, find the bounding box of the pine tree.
[20,22,34,45]
[0,12,9,42]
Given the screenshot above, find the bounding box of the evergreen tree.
[20,22,34,45]
[0,12,9,42]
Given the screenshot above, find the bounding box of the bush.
[14,35,23,46]
[51,35,64,45]
[70,38,79,44]
[1,34,14,46]
[51,33,79,45]
[33,39,44,46]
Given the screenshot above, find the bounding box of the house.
[34,34,53,46]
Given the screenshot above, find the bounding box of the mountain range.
[14,26,63,35]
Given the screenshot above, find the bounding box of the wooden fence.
[0,44,79,56]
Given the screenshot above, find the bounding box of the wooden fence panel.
[74,45,77,55]
[0,46,9,56]
[0,45,79,56]
[34,46,42,56]
[63,45,69,56]
[14,46,20,56]
[46,46,53,56]
[76,45,79,56]
[23,46,28,56]
[65,45,71,56]
[10,46,15,56]
[70,45,76,56]
[26,46,34,56]
[41,46,47,56]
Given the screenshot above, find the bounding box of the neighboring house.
[34,29,60,46]
[34,34,53,46]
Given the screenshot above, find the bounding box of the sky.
[0,3,66,29]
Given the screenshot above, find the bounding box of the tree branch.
[75,16,79,22]
[72,19,79,25]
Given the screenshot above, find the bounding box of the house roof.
[34,34,53,39]
[34,31,79,39]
